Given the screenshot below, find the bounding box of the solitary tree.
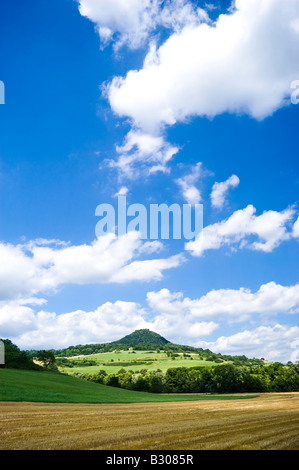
[37,350,56,368]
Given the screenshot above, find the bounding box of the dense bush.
[0,339,41,370]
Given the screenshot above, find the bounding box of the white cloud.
[145,288,219,342]
[3,301,149,350]
[78,0,159,50]
[0,302,42,339]
[186,204,296,256]
[2,282,299,358]
[147,282,299,324]
[0,233,184,304]
[211,174,240,209]
[176,162,202,204]
[1,292,216,350]
[197,324,299,363]
[81,1,299,178]
[114,186,129,197]
[146,283,299,361]
[110,253,184,283]
[158,0,210,33]
[137,240,164,254]
[106,129,179,178]
[293,216,299,238]
[152,318,219,345]
[107,0,299,134]
[0,242,52,303]
[77,0,209,50]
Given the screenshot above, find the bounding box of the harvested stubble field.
[0,393,298,450]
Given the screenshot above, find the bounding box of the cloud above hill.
[198,324,299,363]
[2,281,299,362]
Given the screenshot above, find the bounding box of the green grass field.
[0,369,257,404]
[58,349,219,375]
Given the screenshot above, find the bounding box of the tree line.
[73,362,299,394]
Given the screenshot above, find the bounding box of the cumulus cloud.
[147,282,299,324]
[107,0,299,134]
[197,324,299,363]
[176,162,202,204]
[78,0,159,50]
[2,282,299,358]
[146,283,299,360]
[80,0,299,177]
[0,233,184,304]
[1,292,217,350]
[77,0,209,50]
[110,253,184,283]
[0,300,46,339]
[211,174,240,209]
[293,216,299,238]
[186,204,297,256]
[1,300,149,350]
[105,129,179,178]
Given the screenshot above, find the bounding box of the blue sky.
[0,0,299,362]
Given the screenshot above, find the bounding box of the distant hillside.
[24,329,264,367]
[115,329,169,347]
[26,329,208,357]
[26,329,173,358]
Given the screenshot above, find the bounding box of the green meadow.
[57,349,219,375]
[0,369,256,404]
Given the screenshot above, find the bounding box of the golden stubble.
[1,393,298,450]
